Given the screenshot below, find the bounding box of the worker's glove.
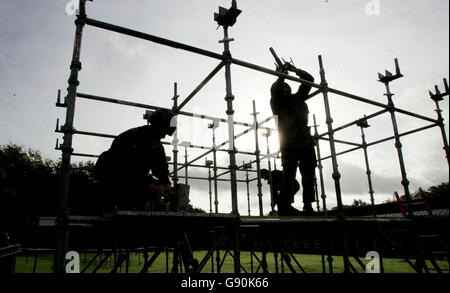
[275,64,286,73]
[284,62,297,72]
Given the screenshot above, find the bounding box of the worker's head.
[271,81,292,97]
[260,168,269,181]
[150,109,177,138]
[282,82,291,95]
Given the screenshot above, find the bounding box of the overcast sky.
[1,0,449,215]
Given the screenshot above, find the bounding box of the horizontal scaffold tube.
[85,17,438,126]
[57,128,255,155]
[176,62,225,111]
[320,123,438,161]
[85,18,224,60]
[66,151,258,173]
[320,137,362,147]
[319,109,389,138]
[84,18,321,88]
[76,92,268,130]
[327,88,439,124]
[186,176,247,183]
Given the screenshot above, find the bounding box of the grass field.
[13,251,449,273]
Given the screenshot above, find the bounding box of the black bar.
[281,254,297,273]
[353,255,367,271]
[59,129,116,139]
[77,92,259,129]
[230,58,320,90]
[85,18,322,90]
[110,253,127,273]
[85,18,224,60]
[223,249,249,273]
[92,252,112,273]
[71,152,99,158]
[308,89,322,99]
[186,176,247,183]
[328,88,439,124]
[139,249,163,274]
[195,228,227,273]
[366,123,438,148]
[289,253,306,273]
[320,137,362,147]
[176,62,225,111]
[319,109,388,138]
[320,123,438,161]
[84,18,438,130]
[81,250,102,273]
[214,160,259,179]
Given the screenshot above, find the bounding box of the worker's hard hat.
[282,82,291,93]
[150,108,177,135]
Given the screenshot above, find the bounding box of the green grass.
[14,251,449,273]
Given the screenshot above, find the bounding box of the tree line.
[333,182,449,210]
[1,142,446,226]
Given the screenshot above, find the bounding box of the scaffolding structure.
[53,0,449,274]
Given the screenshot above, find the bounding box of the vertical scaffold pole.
[172,82,179,188]
[55,0,87,274]
[429,78,450,167]
[378,59,412,217]
[313,115,327,216]
[221,24,240,273]
[273,151,278,170]
[184,146,189,185]
[318,55,350,273]
[208,121,220,213]
[213,129,219,213]
[207,161,213,214]
[244,161,251,216]
[221,25,239,216]
[252,101,264,216]
[263,130,275,214]
[357,117,376,216]
[435,99,450,166]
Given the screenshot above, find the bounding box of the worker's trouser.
[279,145,317,208]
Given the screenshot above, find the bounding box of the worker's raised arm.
[293,68,314,99]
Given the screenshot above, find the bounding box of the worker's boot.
[287,205,302,216]
[277,202,289,216]
[278,202,302,217]
[302,203,315,216]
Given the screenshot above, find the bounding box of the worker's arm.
[151,143,171,186]
[292,67,314,100]
[281,62,314,99]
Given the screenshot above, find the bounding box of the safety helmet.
[260,168,269,179]
[271,81,291,96]
[282,82,291,94]
[150,108,177,135]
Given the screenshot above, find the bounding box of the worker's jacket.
[94,125,170,186]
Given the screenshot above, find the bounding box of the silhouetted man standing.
[270,63,317,216]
